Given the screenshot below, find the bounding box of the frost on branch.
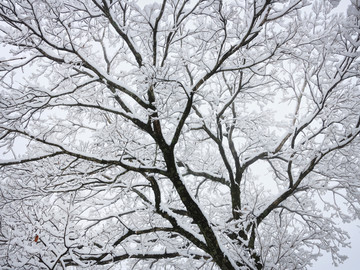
[0,0,359,269]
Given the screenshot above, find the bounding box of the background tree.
[0,0,359,269]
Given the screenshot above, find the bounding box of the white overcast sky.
[0,0,358,269]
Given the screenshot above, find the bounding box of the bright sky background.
[311,221,360,269]
[0,0,359,269]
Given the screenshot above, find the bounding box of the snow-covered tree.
[0,0,359,269]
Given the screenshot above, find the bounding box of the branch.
[65,251,210,267]
[182,166,230,187]
[0,126,167,175]
[256,124,360,225]
[92,0,143,67]
[0,152,64,166]
[152,0,167,66]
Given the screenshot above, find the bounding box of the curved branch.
[0,126,167,175]
[91,0,143,67]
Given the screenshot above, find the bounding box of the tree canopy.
[0,0,359,269]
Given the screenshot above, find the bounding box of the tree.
[0,0,359,269]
